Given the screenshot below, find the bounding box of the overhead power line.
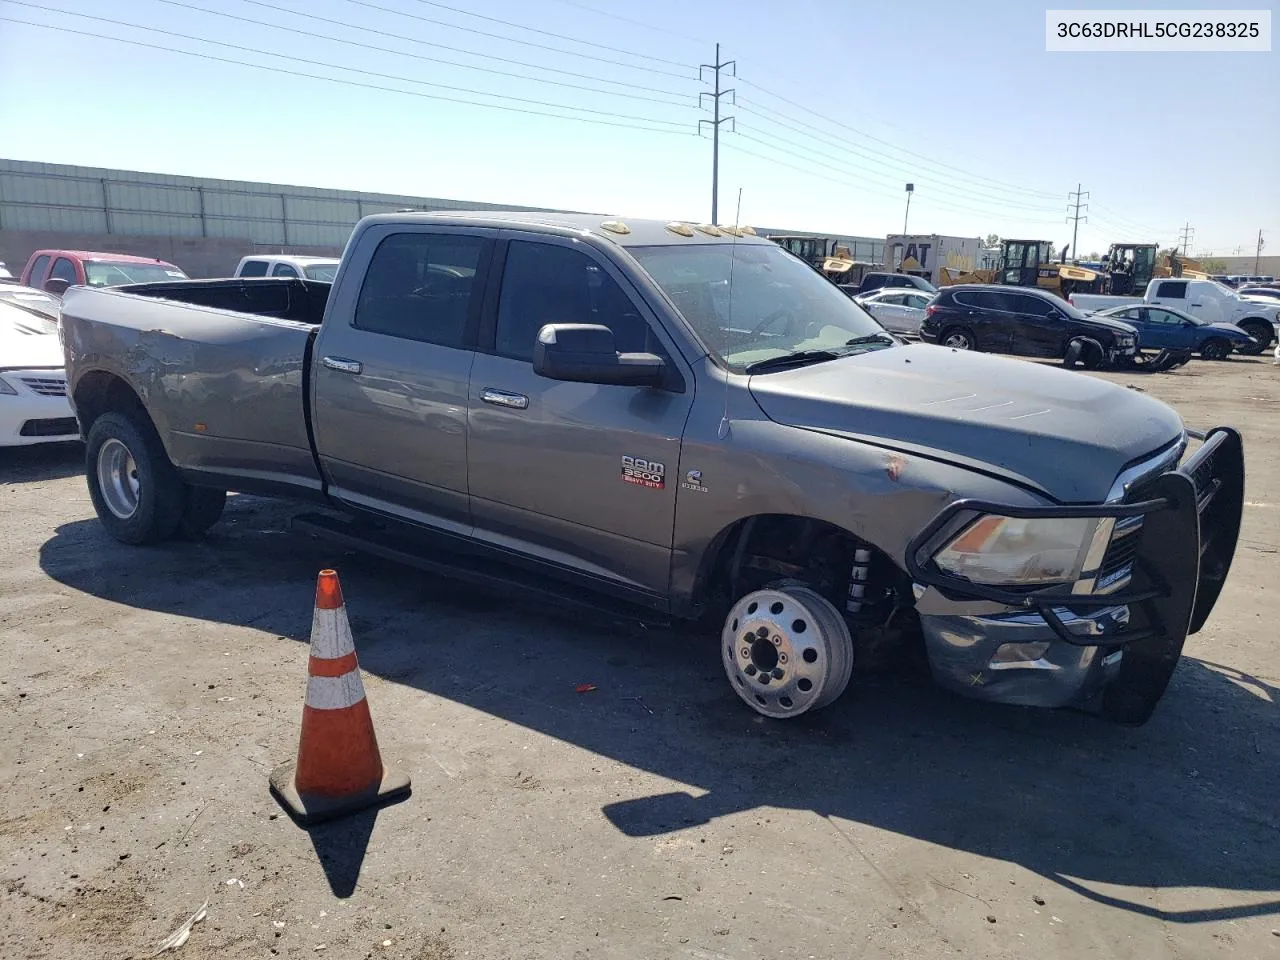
[544,0,709,45]
[732,126,1061,219]
[403,0,696,67]
[0,17,699,135]
[75,0,693,107]
[725,133,1064,225]
[333,0,697,79]
[734,105,1062,214]
[735,79,1062,201]
[6,5,695,124]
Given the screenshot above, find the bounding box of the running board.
[288,511,672,630]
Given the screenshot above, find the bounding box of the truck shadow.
[0,442,84,483]
[37,498,1280,924]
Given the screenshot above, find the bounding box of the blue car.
[1097,304,1257,360]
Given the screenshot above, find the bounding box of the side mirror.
[533,324,665,388]
[43,277,71,296]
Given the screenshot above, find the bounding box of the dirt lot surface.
[2,357,1278,960]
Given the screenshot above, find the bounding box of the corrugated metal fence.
[0,158,562,249]
[0,158,885,264]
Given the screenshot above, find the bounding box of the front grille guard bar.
[905,427,1244,649]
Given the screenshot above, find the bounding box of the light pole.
[903,183,914,237]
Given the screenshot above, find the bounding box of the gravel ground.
[1,357,1277,960]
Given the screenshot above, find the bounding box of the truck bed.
[60,279,328,496]
[1070,293,1139,313]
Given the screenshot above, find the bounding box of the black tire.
[940,326,976,351]
[85,411,185,545]
[1199,337,1231,361]
[1063,338,1103,370]
[179,487,227,539]
[1234,319,1272,355]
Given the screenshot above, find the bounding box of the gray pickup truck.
[60,212,1245,725]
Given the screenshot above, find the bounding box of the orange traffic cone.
[270,569,411,825]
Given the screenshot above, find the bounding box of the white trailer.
[884,235,982,286]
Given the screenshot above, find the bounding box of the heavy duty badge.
[621,456,665,489]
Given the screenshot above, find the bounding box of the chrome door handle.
[481,388,529,410]
[321,356,362,374]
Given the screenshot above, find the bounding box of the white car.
[233,255,340,282]
[0,296,78,447]
[855,288,933,335]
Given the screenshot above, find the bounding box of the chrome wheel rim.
[944,331,971,349]
[97,438,141,520]
[721,586,853,718]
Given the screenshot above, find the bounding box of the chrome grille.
[18,374,66,397]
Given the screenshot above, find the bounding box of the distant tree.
[1087,250,1101,260]
[1200,257,1228,273]
[983,233,1001,247]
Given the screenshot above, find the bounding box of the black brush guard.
[906,428,1244,719]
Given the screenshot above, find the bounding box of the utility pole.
[1066,183,1089,260]
[1177,222,1195,256]
[1256,229,1265,274]
[699,43,735,225]
[903,183,914,236]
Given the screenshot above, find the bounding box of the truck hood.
[747,344,1183,503]
[0,321,64,370]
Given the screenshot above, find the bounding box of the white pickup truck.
[1071,278,1280,354]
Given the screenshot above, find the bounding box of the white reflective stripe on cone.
[309,607,357,660]
[305,671,367,710]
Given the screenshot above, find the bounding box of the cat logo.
[621,456,665,489]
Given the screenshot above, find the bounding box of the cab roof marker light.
[600,220,631,235]
[665,222,695,237]
[694,224,723,237]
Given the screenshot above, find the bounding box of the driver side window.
[496,240,655,362]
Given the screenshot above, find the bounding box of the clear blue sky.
[0,0,1275,256]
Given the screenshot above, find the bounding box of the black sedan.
[919,284,1138,368]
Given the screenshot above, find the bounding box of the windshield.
[84,262,189,286]
[630,242,892,372]
[303,262,340,282]
[0,287,60,322]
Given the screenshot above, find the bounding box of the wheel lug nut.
[744,664,757,676]
[772,668,784,679]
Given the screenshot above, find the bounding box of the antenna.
[717,187,743,440]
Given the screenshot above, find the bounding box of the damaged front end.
[906,427,1245,724]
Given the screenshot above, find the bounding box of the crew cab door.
[310,224,496,534]
[466,233,694,602]
[1150,280,1223,324]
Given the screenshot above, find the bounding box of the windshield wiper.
[744,350,839,374]
[844,333,896,346]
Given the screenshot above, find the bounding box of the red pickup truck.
[21,249,188,295]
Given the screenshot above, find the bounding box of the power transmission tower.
[1256,229,1266,273]
[699,43,735,225]
[1066,183,1089,259]
[1177,222,1195,256]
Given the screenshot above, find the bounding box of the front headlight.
[933,515,1100,586]
[0,376,17,396]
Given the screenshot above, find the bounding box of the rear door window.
[238,260,269,277]
[272,263,300,278]
[1155,280,1188,298]
[27,255,51,285]
[353,232,484,347]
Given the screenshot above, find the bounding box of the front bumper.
[0,369,78,447]
[908,427,1244,714]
